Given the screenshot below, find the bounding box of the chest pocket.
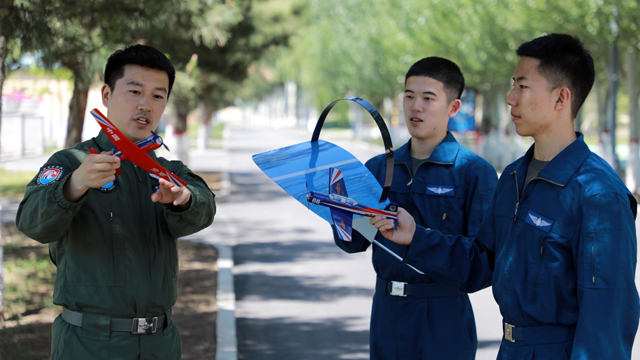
[521,206,577,303]
[63,191,125,287]
[410,183,463,234]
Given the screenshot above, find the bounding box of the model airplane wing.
[89,108,188,187]
[330,207,353,241]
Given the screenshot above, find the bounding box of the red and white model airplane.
[88,108,188,187]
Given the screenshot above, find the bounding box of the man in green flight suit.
[16,44,216,359]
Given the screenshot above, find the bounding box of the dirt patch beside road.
[0,224,219,360]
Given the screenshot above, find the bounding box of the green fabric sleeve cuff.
[53,175,86,212]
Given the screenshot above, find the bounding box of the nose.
[138,96,151,113]
[505,88,517,107]
[411,97,423,112]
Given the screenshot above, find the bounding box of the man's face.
[101,64,169,142]
[403,76,459,142]
[506,56,561,138]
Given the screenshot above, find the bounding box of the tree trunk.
[65,75,89,148]
[0,32,7,323]
[173,101,189,164]
[479,82,511,169]
[197,102,216,150]
[0,33,8,157]
[595,80,615,164]
[625,49,640,193]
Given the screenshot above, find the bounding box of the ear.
[101,84,111,108]
[554,86,571,112]
[448,99,462,118]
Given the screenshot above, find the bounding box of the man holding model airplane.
[16,44,216,359]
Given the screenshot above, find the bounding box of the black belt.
[62,307,167,334]
[376,277,461,298]
[503,320,576,345]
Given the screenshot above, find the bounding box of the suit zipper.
[110,212,115,269]
[592,244,596,284]
[511,172,520,221]
[533,243,544,301]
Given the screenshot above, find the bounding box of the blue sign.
[448,89,477,133]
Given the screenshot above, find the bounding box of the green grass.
[1,224,57,323]
[0,169,35,203]
[211,122,225,140]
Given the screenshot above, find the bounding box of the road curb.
[215,244,237,360]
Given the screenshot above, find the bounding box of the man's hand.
[151,178,192,209]
[64,151,120,202]
[370,207,417,245]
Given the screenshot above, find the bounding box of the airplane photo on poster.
[307,167,398,242]
[88,108,188,187]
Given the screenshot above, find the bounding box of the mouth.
[511,113,521,121]
[409,116,424,124]
[133,114,151,126]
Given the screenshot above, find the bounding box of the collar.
[394,131,460,166]
[512,132,591,187]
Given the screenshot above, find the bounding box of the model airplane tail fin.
[328,167,348,197]
[383,202,399,230]
[330,208,353,242]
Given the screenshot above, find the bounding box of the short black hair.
[516,34,595,119]
[104,44,176,98]
[405,57,465,103]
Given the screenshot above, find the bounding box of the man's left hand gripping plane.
[88,108,188,187]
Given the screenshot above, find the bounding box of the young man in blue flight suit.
[372,34,640,359]
[333,57,498,359]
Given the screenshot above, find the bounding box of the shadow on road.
[235,272,373,302]
[233,241,345,266]
[237,317,369,360]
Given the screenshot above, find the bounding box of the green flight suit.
[16,131,216,359]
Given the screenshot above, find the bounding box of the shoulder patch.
[96,177,118,193]
[37,165,66,186]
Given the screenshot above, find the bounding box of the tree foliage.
[274,0,640,120]
[2,0,300,147]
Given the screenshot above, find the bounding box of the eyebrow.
[405,89,437,97]
[126,81,168,94]
[513,76,528,82]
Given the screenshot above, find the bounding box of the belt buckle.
[504,322,515,342]
[390,281,407,297]
[132,317,158,334]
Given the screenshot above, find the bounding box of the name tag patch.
[37,165,66,186]
[525,210,554,233]
[426,185,454,196]
[97,177,118,193]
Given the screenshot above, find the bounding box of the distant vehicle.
[89,108,188,187]
[307,167,398,241]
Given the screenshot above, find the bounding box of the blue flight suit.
[334,132,498,359]
[403,134,640,359]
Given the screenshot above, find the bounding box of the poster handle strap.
[311,96,394,203]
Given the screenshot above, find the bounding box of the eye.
[130,90,141,94]
[154,94,165,100]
